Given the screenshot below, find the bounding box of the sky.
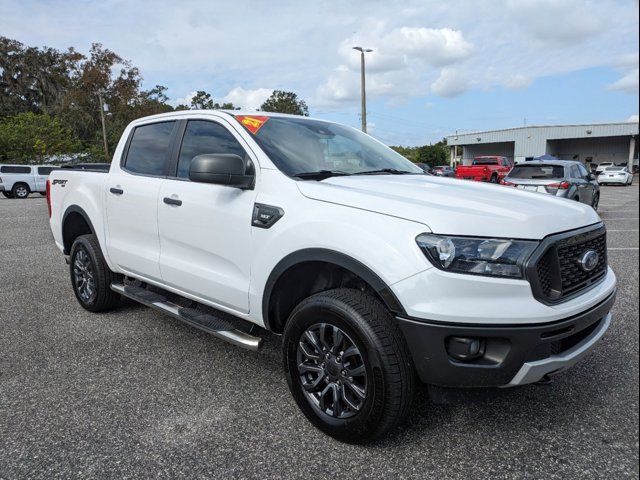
[1,0,638,145]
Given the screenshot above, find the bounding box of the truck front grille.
[529,225,607,303]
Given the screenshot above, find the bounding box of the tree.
[260,90,309,116]
[0,112,80,163]
[190,90,215,109]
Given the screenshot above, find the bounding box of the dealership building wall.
[446,122,639,168]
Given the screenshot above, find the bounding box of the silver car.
[502,160,600,210]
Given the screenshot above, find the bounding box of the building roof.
[447,121,639,146]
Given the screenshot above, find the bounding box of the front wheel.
[490,174,499,183]
[1,191,14,198]
[283,289,415,443]
[592,193,599,211]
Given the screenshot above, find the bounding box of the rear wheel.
[490,174,499,183]
[12,183,30,199]
[1,191,14,199]
[283,288,415,443]
[70,234,121,312]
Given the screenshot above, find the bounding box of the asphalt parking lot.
[1,182,638,479]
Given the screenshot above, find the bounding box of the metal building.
[446,122,639,169]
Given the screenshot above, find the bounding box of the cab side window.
[124,121,176,176]
[177,120,246,179]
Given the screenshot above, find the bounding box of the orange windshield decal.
[235,115,269,134]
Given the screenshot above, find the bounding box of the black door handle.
[109,187,124,195]
[163,197,182,206]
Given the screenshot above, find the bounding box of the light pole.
[353,46,372,133]
[97,91,109,160]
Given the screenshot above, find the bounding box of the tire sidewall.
[283,296,390,440]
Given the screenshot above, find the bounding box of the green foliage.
[390,139,450,166]
[0,112,81,163]
[188,91,238,110]
[260,90,309,116]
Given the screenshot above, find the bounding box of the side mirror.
[189,154,254,189]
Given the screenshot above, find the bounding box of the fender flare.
[261,248,406,331]
[61,205,97,254]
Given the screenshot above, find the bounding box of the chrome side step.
[110,282,262,351]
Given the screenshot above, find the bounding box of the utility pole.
[353,46,372,133]
[98,91,109,160]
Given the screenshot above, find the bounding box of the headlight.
[416,234,538,278]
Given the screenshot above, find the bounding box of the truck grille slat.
[530,225,607,303]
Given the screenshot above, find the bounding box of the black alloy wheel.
[297,323,367,419]
[73,246,97,304]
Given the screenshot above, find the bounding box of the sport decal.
[235,115,269,134]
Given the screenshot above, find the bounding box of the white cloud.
[607,68,639,94]
[431,68,470,98]
[222,87,272,110]
[503,74,533,90]
[506,0,603,46]
[627,114,639,123]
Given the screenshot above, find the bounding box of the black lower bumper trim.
[396,291,616,387]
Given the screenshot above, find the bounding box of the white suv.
[47,111,617,442]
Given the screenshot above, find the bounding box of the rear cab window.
[472,158,499,166]
[123,121,176,176]
[37,167,55,175]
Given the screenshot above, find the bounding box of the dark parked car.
[415,163,432,174]
[432,165,455,177]
[501,160,600,210]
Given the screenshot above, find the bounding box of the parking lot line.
[607,229,639,232]
[607,247,639,250]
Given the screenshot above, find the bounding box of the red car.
[455,156,513,183]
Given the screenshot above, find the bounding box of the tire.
[490,174,499,183]
[12,183,30,199]
[69,234,121,312]
[592,193,599,211]
[283,288,416,443]
[1,191,14,199]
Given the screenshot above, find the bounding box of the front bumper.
[396,290,615,387]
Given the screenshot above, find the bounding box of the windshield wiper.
[355,168,421,175]
[294,170,353,181]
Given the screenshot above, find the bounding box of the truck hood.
[297,175,600,239]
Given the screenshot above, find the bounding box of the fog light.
[446,336,486,362]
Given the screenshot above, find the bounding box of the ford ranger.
[47,111,616,442]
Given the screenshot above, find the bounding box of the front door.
[105,120,177,281]
[157,119,257,313]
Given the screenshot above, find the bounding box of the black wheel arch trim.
[262,248,406,331]
[61,205,98,255]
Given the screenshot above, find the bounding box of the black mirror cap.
[189,154,255,189]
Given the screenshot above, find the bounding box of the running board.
[110,283,262,351]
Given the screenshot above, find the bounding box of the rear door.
[105,120,177,281]
[570,164,592,204]
[35,166,55,192]
[157,118,257,313]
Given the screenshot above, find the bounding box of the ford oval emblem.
[578,250,599,272]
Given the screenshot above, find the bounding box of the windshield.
[237,116,423,177]
[472,158,499,165]
[508,165,565,179]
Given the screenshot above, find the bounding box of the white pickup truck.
[47,111,616,442]
[0,164,56,198]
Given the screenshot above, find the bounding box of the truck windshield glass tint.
[177,121,246,178]
[243,117,422,177]
[509,165,564,179]
[125,122,175,176]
